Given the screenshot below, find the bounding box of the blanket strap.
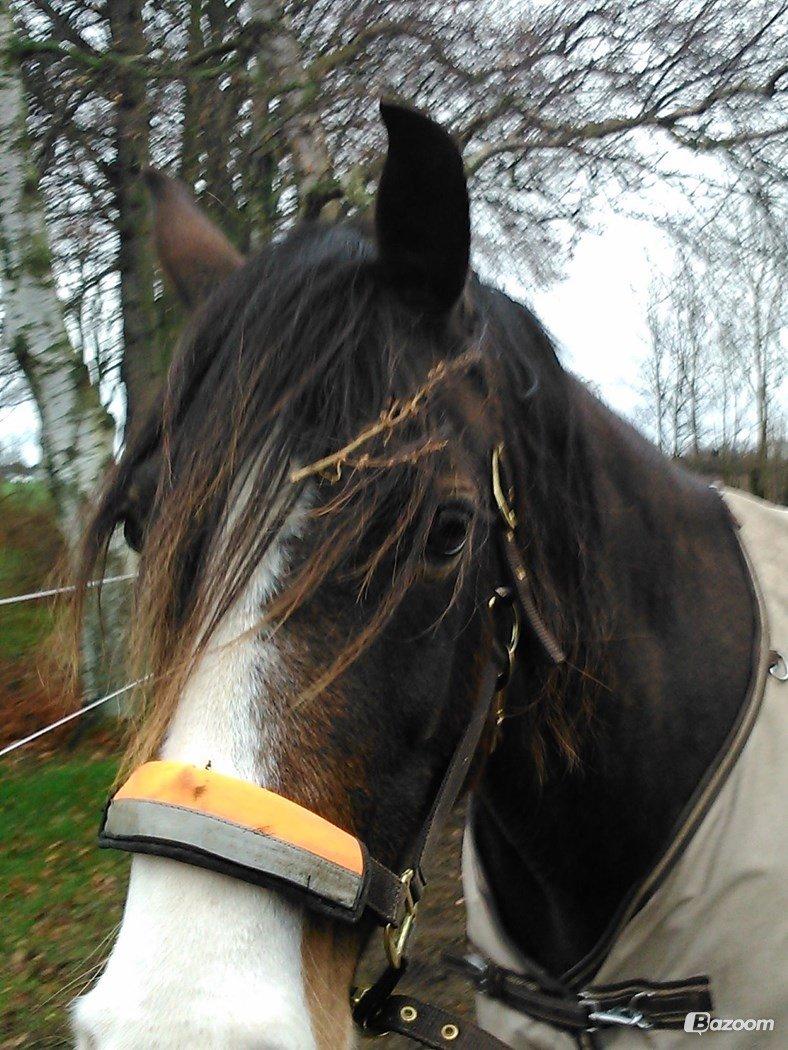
[447,951,713,1034]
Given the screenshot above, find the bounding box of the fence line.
[0,678,148,759]
[0,572,136,608]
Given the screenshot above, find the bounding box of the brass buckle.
[488,587,521,693]
[351,987,389,1038]
[491,444,517,531]
[384,868,418,969]
[488,588,521,748]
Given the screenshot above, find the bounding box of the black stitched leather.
[404,659,504,880]
[362,994,512,1049]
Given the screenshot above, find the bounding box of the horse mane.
[476,286,609,771]
[77,221,607,777]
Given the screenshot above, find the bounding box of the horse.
[71,101,787,1049]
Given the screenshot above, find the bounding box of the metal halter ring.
[383,868,418,969]
[489,587,521,692]
[492,444,517,531]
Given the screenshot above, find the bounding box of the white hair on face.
[71,491,350,1049]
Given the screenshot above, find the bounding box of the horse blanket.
[463,488,788,1047]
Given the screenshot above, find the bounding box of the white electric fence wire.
[0,678,149,759]
[0,572,136,607]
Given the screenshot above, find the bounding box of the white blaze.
[72,501,325,1049]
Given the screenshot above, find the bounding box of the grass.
[0,742,126,1049]
[0,481,127,1047]
[0,541,54,666]
[0,489,59,665]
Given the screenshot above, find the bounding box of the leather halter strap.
[350,446,564,1046]
[347,661,516,1050]
[97,442,566,1049]
[360,990,512,1048]
[491,444,566,664]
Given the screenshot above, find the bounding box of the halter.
[99,444,563,1049]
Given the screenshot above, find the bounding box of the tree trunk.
[107,0,161,437]
[179,0,205,189]
[748,274,769,498]
[248,1,341,220]
[0,1,115,540]
[0,2,123,705]
[754,372,769,498]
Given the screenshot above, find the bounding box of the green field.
[0,746,126,1049]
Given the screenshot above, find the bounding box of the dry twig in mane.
[289,349,483,484]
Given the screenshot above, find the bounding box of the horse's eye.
[426,503,472,561]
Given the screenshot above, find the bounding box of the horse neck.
[473,379,757,975]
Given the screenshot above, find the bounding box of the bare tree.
[639,192,786,487]
[710,194,786,491]
[3,0,787,474]
[640,252,714,456]
[640,280,671,453]
[713,313,750,452]
[0,0,114,541]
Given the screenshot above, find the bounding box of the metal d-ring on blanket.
[769,649,787,680]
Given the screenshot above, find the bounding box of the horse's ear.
[375,100,470,311]
[144,169,243,307]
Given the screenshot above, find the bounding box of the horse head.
[71,101,564,1049]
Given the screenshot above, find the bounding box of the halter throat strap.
[491,443,566,665]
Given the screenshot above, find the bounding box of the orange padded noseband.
[99,759,409,926]
[114,761,363,874]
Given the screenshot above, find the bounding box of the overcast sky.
[0,397,38,462]
[518,211,670,419]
